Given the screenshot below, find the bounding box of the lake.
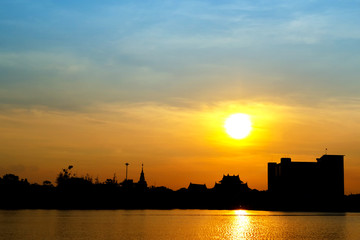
[0,210,360,239]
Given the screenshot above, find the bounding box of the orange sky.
[1,100,359,194]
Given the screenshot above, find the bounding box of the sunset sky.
[1,1,360,193]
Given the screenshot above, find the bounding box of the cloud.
[0,0,360,114]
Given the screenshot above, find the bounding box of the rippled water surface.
[1,210,360,239]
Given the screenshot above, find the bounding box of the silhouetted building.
[214,174,250,192]
[121,179,134,189]
[136,164,148,190]
[188,183,207,192]
[268,155,344,200]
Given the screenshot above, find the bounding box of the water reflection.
[234,209,248,216]
[230,210,251,239]
[0,210,359,240]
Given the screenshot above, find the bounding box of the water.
[1,210,360,240]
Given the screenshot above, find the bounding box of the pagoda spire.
[137,163,147,189]
[139,163,145,182]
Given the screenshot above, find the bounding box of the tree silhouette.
[56,165,74,186]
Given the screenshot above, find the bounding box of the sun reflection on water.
[225,210,252,239]
[234,210,249,216]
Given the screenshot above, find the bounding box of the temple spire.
[137,163,147,189]
[139,163,145,182]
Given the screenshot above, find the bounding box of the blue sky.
[1,0,360,110]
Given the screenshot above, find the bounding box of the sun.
[224,113,252,139]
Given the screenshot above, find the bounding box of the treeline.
[0,166,266,209]
[0,166,167,209]
[0,166,360,211]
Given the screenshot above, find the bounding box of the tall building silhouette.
[268,155,344,200]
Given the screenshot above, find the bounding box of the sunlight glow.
[230,211,252,238]
[234,209,249,216]
[224,113,252,139]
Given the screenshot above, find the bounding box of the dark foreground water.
[1,210,360,239]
